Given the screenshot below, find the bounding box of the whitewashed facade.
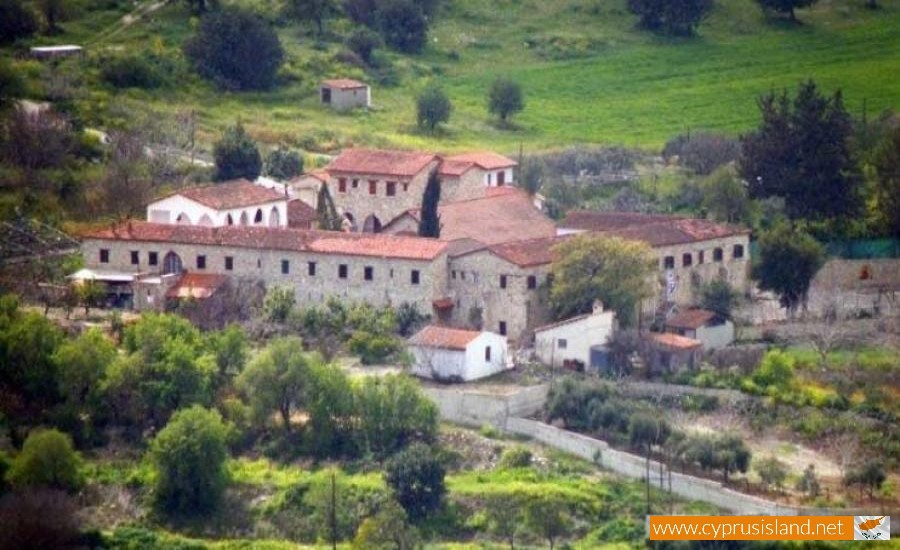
[534,302,616,369]
[409,327,508,382]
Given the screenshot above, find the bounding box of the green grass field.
[14,0,900,153]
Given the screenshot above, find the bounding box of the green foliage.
[8,429,82,492]
[700,278,740,318]
[549,234,656,326]
[523,492,572,549]
[206,324,247,382]
[752,226,826,315]
[53,328,115,408]
[151,405,229,516]
[755,0,819,20]
[872,126,900,238]
[628,412,671,451]
[0,297,64,412]
[264,146,303,181]
[796,464,821,497]
[0,0,38,45]
[315,182,342,231]
[213,122,262,182]
[395,303,429,337]
[100,53,175,90]
[843,459,886,499]
[628,0,713,35]
[752,349,795,389]
[352,498,420,550]
[416,85,452,133]
[346,27,382,65]
[755,455,788,491]
[355,374,438,457]
[184,6,284,91]
[348,330,402,365]
[377,0,428,54]
[238,336,313,432]
[384,442,446,522]
[663,132,741,175]
[677,433,752,482]
[701,165,753,224]
[284,0,338,35]
[488,77,524,123]
[740,80,862,224]
[264,286,295,323]
[418,168,441,237]
[499,445,533,469]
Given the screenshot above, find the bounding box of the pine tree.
[418,169,441,238]
[316,183,342,231]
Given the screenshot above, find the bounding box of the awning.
[432,297,454,310]
[68,268,135,283]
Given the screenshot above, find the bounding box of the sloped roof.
[559,211,749,246]
[408,325,482,351]
[322,79,368,89]
[438,159,477,177]
[534,312,593,333]
[665,309,719,330]
[80,221,448,261]
[486,236,570,267]
[165,273,228,300]
[327,148,436,178]
[649,332,702,351]
[446,152,517,170]
[287,199,317,228]
[388,188,556,246]
[170,180,286,210]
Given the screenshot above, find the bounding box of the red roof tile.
[80,221,447,261]
[322,79,368,89]
[560,211,679,232]
[649,332,702,350]
[560,211,748,246]
[446,152,517,170]
[287,199,317,228]
[327,148,436,178]
[408,325,481,350]
[486,236,570,267]
[172,180,286,210]
[165,273,228,300]
[438,159,476,177]
[665,309,719,330]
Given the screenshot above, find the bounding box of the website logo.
[854,516,890,541]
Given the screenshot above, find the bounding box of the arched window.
[198,214,213,227]
[162,252,183,275]
[226,213,234,225]
[240,211,249,226]
[254,209,263,224]
[175,212,191,225]
[269,206,281,227]
[363,214,382,233]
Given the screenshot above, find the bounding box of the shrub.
[8,429,82,492]
[487,77,524,123]
[796,464,820,497]
[151,406,229,516]
[628,0,713,35]
[0,0,39,45]
[183,6,284,91]
[264,286,296,323]
[377,0,428,54]
[100,54,173,89]
[264,145,303,181]
[384,442,446,522]
[345,27,381,65]
[755,456,788,492]
[663,132,741,175]
[213,122,262,182]
[0,489,81,549]
[348,330,401,365]
[752,350,795,390]
[499,445,533,469]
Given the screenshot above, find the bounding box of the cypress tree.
[316,183,342,231]
[418,169,441,238]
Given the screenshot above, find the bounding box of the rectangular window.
[149,251,158,266]
[664,256,675,269]
[386,181,396,196]
[558,338,567,349]
[402,182,409,192]
[498,321,507,336]
[99,249,109,264]
[733,244,745,259]
[130,250,139,265]
[225,256,234,271]
[485,346,492,362]
[451,270,457,280]
[364,266,373,281]
[713,248,724,262]
[339,264,348,279]
[338,178,347,193]
[369,180,377,195]
[281,260,290,275]
[196,255,206,270]
[308,262,317,276]
[411,270,420,285]
[499,274,507,289]
[682,253,693,267]
[352,179,359,189]
[460,272,466,281]
[698,250,705,265]
[527,275,537,289]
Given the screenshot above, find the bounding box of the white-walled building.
[320,79,371,110]
[146,180,288,228]
[534,301,616,370]
[665,308,734,350]
[445,152,517,187]
[408,325,509,382]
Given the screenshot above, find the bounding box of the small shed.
[320,79,370,111]
[30,45,83,59]
[665,308,734,350]
[647,332,702,374]
[534,301,616,371]
[408,325,508,382]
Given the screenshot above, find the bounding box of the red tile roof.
[386,188,556,246]
[171,180,286,210]
[80,221,448,261]
[560,211,680,232]
[327,148,437,178]
[322,79,368,89]
[665,309,719,330]
[165,273,228,300]
[287,199,317,229]
[438,159,476,177]
[649,332,702,351]
[560,211,748,246]
[446,152,517,170]
[408,325,481,351]
[485,236,570,267]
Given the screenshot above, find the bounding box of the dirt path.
[88,0,166,46]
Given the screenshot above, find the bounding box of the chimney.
[592,300,604,314]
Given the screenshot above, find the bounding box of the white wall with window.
[534,301,616,369]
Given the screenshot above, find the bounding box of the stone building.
[146,180,288,228]
[320,79,371,110]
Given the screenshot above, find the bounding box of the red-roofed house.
[320,79,370,110]
[665,308,734,349]
[408,325,508,382]
[146,180,288,228]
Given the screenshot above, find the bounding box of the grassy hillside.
[13,0,900,154]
